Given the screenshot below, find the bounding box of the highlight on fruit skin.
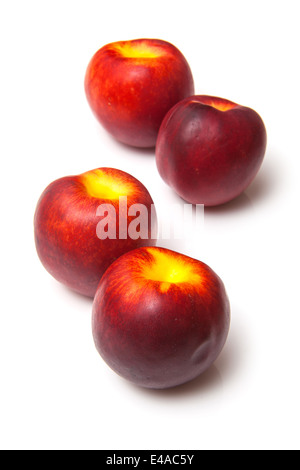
[34,167,157,298]
[92,246,230,389]
[84,38,195,148]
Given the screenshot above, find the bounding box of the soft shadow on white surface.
[205,191,253,215]
[115,140,156,157]
[205,151,282,216]
[98,126,157,158]
[51,280,94,308]
[245,152,282,205]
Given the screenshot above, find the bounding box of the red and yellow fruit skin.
[34,168,157,298]
[92,246,230,389]
[156,95,267,206]
[84,38,195,148]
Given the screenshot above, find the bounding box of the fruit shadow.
[53,281,94,307]
[108,133,156,158]
[205,150,280,216]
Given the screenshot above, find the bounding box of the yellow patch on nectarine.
[209,100,237,112]
[113,41,163,59]
[80,169,134,200]
[142,247,202,292]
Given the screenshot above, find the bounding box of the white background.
[1,0,299,451]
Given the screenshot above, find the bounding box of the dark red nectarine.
[156,95,267,206]
[92,246,230,389]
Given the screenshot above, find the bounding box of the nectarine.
[156,95,267,206]
[92,246,230,389]
[34,168,157,297]
[84,38,194,148]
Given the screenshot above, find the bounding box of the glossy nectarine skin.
[34,168,157,298]
[84,39,194,148]
[156,95,267,206]
[92,246,230,389]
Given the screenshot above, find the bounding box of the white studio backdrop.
[0,0,299,450]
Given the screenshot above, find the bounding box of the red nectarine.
[34,168,157,297]
[84,38,194,148]
[156,95,267,206]
[92,246,230,389]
